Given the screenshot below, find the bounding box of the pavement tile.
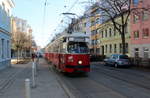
[0,59,68,98]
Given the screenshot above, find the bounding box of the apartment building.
[0,0,14,69]
[130,0,150,58]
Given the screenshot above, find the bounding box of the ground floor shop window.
[114,44,117,53]
[2,39,4,59]
[134,48,139,58]
[143,48,149,59]
[125,43,128,53]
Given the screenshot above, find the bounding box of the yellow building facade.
[98,17,131,57]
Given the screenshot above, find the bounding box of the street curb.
[49,67,76,98]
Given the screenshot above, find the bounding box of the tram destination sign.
[74,37,85,42]
[69,37,86,42]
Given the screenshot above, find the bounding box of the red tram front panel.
[60,54,90,73]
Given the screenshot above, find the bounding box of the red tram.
[45,32,90,73]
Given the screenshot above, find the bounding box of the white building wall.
[131,44,150,59]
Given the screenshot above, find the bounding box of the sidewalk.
[0,59,68,98]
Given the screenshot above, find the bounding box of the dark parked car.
[104,54,131,68]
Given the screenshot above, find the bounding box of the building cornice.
[0,27,10,36]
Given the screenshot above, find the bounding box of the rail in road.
[92,64,150,90]
[50,62,150,98]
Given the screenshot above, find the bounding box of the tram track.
[50,66,125,98]
[48,62,150,98]
[91,65,150,90]
[93,63,150,81]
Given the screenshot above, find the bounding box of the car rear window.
[119,55,128,59]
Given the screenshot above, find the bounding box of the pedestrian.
[31,53,35,62]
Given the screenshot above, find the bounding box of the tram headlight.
[78,60,82,65]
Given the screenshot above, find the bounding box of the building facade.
[89,3,101,55]
[130,0,150,59]
[99,16,131,57]
[0,0,14,69]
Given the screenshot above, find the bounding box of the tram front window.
[68,42,89,53]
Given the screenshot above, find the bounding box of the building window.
[119,43,122,53]
[96,48,100,54]
[109,44,112,53]
[0,39,1,58]
[143,48,149,59]
[143,28,149,38]
[114,28,116,36]
[2,39,4,59]
[2,3,5,10]
[91,20,95,26]
[105,45,107,53]
[84,23,86,27]
[142,11,149,21]
[96,18,99,24]
[135,48,139,58]
[114,44,117,53]
[134,31,139,39]
[7,41,9,58]
[92,40,94,45]
[125,43,128,53]
[101,30,104,38]
[105,29,107,37]
[133,14,139,23]
[109,28,112,37]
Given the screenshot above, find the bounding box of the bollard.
[34,61,37,76]
[25,79,31,98]
[32,62,36,88]
[36,58,39,71]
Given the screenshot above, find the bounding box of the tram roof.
[63,32,89,38]
[45,32,89,48]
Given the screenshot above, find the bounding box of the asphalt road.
[53,62,150,98]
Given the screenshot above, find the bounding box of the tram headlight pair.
[78,60,82,65]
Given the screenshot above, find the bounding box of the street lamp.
[61,12,79,18]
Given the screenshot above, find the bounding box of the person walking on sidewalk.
[31,53,36,62]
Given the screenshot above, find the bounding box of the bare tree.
[94,0,150,55]
[12,30,31,62]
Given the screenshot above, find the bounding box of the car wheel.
[115,63,118,68]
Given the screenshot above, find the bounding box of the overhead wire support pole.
[42,0,48,33]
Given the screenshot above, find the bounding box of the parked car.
[104,54,131,68]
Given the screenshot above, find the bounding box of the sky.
[13,0,94,48]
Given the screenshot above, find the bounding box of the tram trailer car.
[45,32,90,73]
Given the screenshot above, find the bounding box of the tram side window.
[67,42,89,53]
[60,43,66,53]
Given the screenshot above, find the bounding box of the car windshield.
[119,55,129,59]
[67,42,89,53]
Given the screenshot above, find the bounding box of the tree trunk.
[121,25,126,55]
[17,48,19,63]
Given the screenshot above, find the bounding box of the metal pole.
[25,79,31,98]
[36,57,39,71]
[34,61,37,76]
[32,62,36,88]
